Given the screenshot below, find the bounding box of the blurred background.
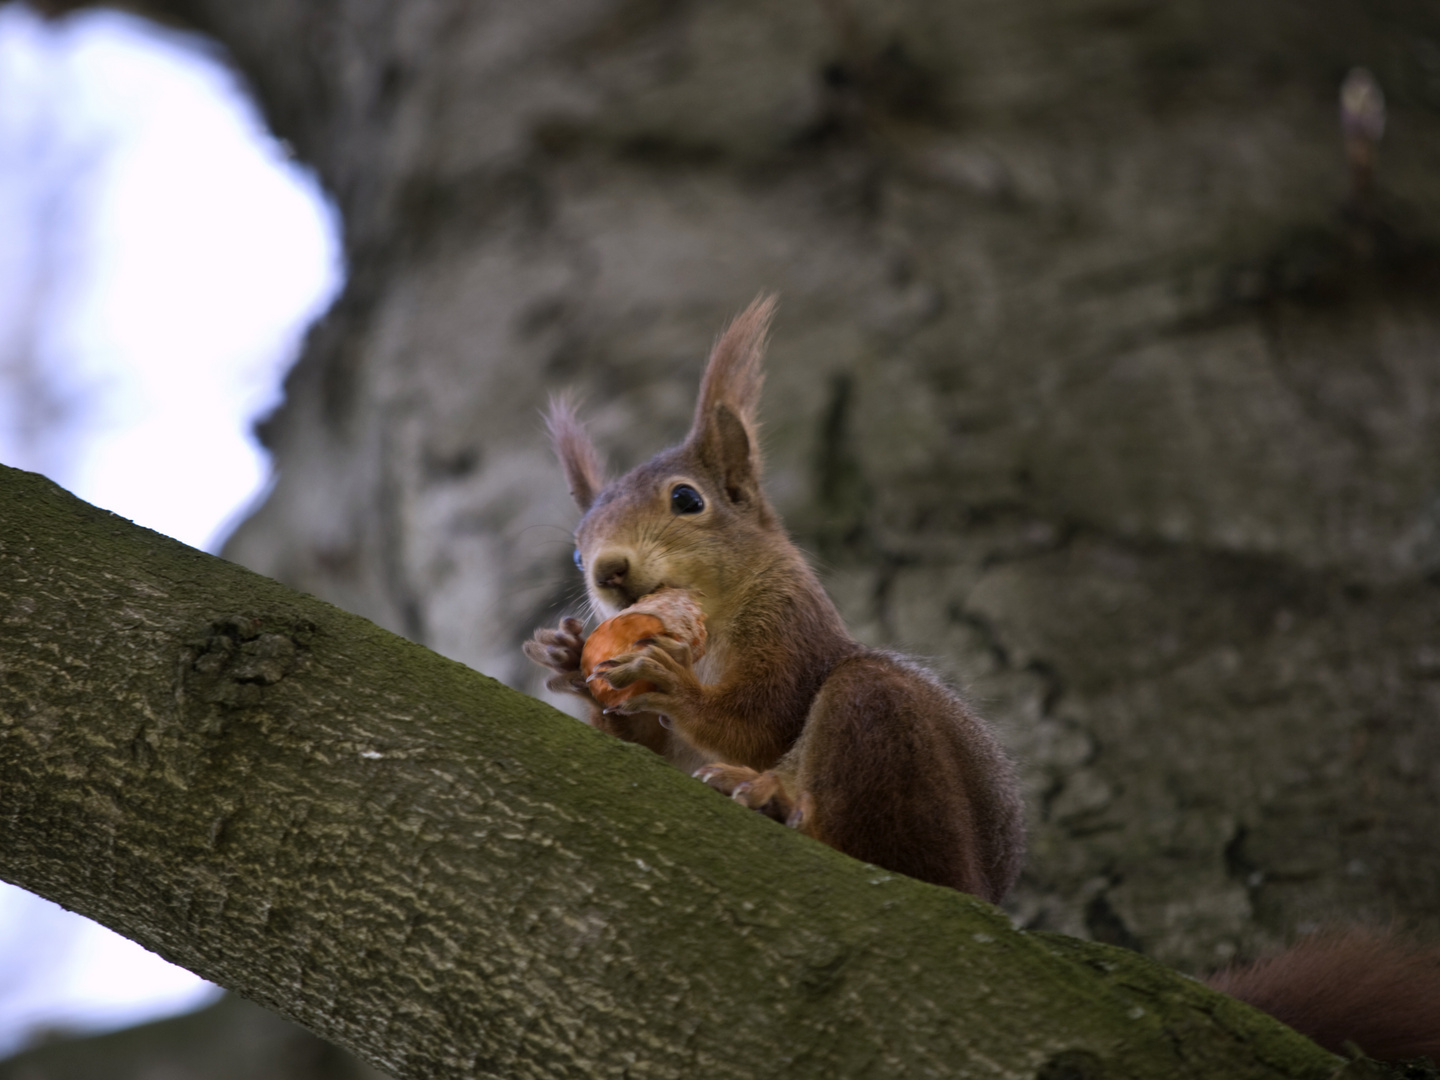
[4,0,1440,1075]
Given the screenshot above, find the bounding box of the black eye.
[670,484,705,515]
[573,549,583,569]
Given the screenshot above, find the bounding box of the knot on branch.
[188,614,314,708]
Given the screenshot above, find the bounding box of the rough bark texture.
[0,465,1348,1077]
[48,0,1440,972]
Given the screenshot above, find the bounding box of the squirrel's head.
[548,295,782,621]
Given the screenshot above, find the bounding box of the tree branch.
[0,465,1337,1078]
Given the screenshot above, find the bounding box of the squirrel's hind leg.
[694,763,801,825]
[789,653,1025,904]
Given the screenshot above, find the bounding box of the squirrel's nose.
[592,552,630,590]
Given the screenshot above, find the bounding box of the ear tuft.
[684,296,776,519]
[545,394,605,511]
[689,293,775,440]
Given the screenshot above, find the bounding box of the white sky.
[0,3,342,1054]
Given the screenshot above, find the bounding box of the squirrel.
[523,295,1026,904]
[524,296,1440,1062]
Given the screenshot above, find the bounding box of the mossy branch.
[0,465,1338,1079]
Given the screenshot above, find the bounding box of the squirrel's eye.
[572,549,583,569]
[670,484,705,515]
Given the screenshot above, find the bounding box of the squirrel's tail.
[1206,928,1440,1061]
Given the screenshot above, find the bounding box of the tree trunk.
[0,464,1345,1077]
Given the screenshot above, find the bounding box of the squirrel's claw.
[524,618,586,670]
[602,690,671,717]
[545,669,589,696]
[693,763,758,795]
[540,616,585,645]
[524,618,593,701]
[602,635,696,692]
[694,764,795,823]
[632,634,694,668]
[600,652,674,690]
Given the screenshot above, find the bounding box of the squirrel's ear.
[545,394,605,511]
[686,295,774,505]
[689,294,774,438]
[695,402,764,510]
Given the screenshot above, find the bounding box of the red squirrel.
[523,297,1440,1063]
[523,296,1026,904]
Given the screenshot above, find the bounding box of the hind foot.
[693,764,799,825]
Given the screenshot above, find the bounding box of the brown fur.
[545,394,605,511]
[1208,928,1440,1061]
[692,294,771,433]
[525,296,1025,903]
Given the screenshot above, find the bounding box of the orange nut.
[581,612,666,707]
[579,588,706,708]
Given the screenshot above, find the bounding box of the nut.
[581,588,706,707]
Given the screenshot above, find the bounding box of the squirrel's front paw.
[593,635,699,719]
[522,617,591,696]
[694,764,797,824]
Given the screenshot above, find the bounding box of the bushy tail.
[1207,928,1440,1061]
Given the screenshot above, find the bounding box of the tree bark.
[0,463,1342,1078]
